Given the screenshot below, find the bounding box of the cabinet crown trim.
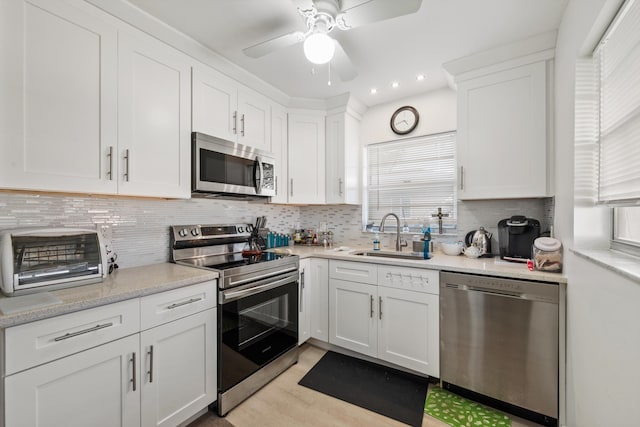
[443,30,556,81]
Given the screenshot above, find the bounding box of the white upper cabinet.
[0,0,118,194]
[270,104,289,203]
[288,111,326,204]
[446,33,555,200]
[456,61,549,199]
[0,0,191,198]
[192,66,238,143]
[118,30,192,198]
[325,111,361,204]
[192,65,270,151]
[237,88,271,151]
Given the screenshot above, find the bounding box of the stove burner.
[204,252,285,270]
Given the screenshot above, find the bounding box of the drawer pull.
[166,297,202,310]
[53,322,114,341]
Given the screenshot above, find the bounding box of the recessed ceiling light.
[370,88,377,94]
[391,81,399,88]
[416,74,426,81]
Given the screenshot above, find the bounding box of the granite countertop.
[280,244,567,283]
[0,263,218,328]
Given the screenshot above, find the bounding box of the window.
[363,132,457,234]
[594,0,640,249]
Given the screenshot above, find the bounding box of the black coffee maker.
[497,215,541,262]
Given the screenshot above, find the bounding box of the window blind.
[574,58,600,206]
[365,132,456,232]
[597,0,640,204]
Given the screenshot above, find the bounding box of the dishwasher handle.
[444,283,557,304]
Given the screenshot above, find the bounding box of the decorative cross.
[431,207,450,234]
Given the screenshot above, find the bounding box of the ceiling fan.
[242,0,423,82]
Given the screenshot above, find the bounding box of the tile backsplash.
[0,193,300,268]
[299,198,555,251]
[0,192,554,267]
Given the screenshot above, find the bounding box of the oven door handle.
[221,275,296,303]
[228,266,298,288]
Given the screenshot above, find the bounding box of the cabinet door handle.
[131,352,137,391]
[147,345,154,383]
[290,178,294,197]
[166,297,202,310]
[299,270,305,312]
[370,295,374,318]
[124,149,130,182]
[233,111,238,134]
[275,176,278,196]
[459,166,464,190]
[338,178,343,196]
[53,322,114,341]
[240,114,245,136]
[107,146,114,180]
[379,296,382,320]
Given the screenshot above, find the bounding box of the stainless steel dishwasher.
[440,271,558,427]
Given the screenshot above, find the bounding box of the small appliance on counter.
[464,226,492,257]
[498,216,541,262]
[0,228,108,296]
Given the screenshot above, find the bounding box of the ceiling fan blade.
[243,31,305,58]
[332,40,357,81]
[338,0,422,30]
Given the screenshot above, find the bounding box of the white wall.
[359,87,457,145]
[554,0,640,425]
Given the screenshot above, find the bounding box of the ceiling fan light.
[303,32,335,64]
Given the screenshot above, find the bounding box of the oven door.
[218,271,298,392]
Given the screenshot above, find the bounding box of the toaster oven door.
[1,229,106,295]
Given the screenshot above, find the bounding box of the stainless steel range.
[170,223,299,416]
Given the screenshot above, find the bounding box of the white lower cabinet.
[140,309,216,427]
[328,260,440,377]
[309,259,329,342]
[298,258,311,345]
[329,279,378,357]
[377,286,439,376]
[5,334,140,427]
[2,281,217,427]
[299,258,329,345]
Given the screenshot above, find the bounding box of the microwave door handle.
[254,157,263,195]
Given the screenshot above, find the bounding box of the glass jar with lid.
[532,237,562,272]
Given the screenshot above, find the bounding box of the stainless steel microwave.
[192,132,276,198]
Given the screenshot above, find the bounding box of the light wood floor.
[190,344,543,427]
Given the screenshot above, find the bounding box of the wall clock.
[390,106,419,135]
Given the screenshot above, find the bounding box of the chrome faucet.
[379,213,408,252]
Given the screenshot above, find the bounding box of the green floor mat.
[424,387,511,427]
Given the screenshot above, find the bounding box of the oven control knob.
[178,228,188,238]
[246,225,253,232]
[190,228,199,237]
[238,226,244,233]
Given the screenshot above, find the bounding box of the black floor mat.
[298,351,429,426]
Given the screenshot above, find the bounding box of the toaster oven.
[0,228,108,296]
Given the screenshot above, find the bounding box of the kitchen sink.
[351,250,427,260]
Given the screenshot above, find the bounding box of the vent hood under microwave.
[191,132,276,198]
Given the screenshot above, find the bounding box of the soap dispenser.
[423,227,431,259]
[373,232,381,251]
